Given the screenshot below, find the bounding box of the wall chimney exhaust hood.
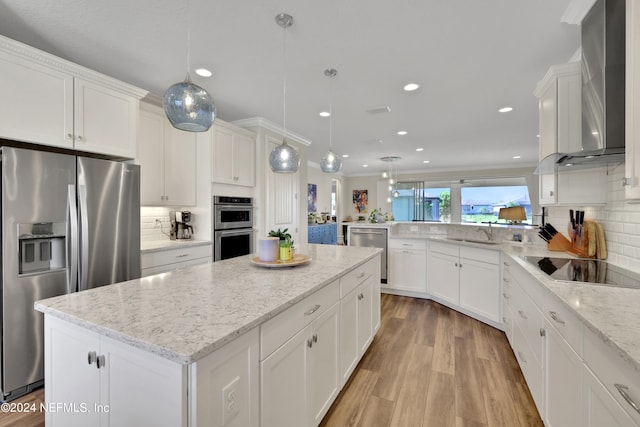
[535,0,625,175]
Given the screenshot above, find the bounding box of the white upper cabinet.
[0,35,146,158]
[212,121,256,187]
[626,0,640,201]
[138,102,197,207]
[534,62,607,206]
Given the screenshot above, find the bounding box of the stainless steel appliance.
[349,227,388,283]
[1,146,141,401]
[213,196,254,261]
[170,210,194,240]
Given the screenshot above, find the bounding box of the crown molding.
[0,34,148,99]
[232,117,312,146]
[533,61,581,97]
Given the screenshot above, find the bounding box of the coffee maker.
[170,211,194,240]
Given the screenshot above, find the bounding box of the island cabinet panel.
[45,316,186,427]
[260,302,340,427]
[582,364,636,427]
[190,328,259,427]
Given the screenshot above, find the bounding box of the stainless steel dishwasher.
[349,227,388,283]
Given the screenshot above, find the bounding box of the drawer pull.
[540,328,546,337]
[87,351,97,365]
[504,261,511,267]
[307,338,313,348]
[502,317,507,323]
[176,253,189,258]
[549,311,565,325]
[304,304,321,316]
[96,355,106,369]
[518,310,527,319]
[503,277,510,283]
[615,384,640,415]
[313,333,318,343]
[357,272,365,279]
[502,292,510,299]
[517,351,527,364]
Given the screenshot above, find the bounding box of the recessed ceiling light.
[397,130,408,136]
[341,154,349,158]
[403,83,420,92]
[416,148,424,152]
[319,111,330,117]
[498,107,513,113]
[423,160,430,164]
[363,164,369,168]
[195,68,212,77]
[513,155,521,159]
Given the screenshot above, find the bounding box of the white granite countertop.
[141,239,212,253]
[35,244,381,365]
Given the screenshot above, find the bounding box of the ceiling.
[0,0,579,176]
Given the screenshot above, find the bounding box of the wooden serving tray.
[250,254,311,268]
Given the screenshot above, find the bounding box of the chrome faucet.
[477,223,493,241]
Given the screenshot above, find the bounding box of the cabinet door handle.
[454,262,458,267]
[66,133,74,140]
[615,384,640,414]
[304,304,321,316]
[622,177,631,187]
[549,311,565,325]
[307,338,313,348]
[503,277,510,283]
[549,190,554,196]
[357,272,365,279]
[76,135,83,141]
[87,351,97,365]
[503,261,511,267]
[502,317,508,323]
[517,351,527,364]
[540,328,546,337]
[176,254,189,258]
[313,333,318,343]
[502,293,510,299]
[518,310,527,319]
[96,355,106,369]
[459,263,462,268]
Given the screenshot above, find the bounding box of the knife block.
[547,233,572,252]
[570,228,592,258]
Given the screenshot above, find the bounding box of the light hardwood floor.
[320,294,543,427]
[1,294,541,427]
[0,387,44,427]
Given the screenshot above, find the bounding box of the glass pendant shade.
[269,139,300,173]
[320,149,342,173]
[163,73,216,132]
[393,190,400,198]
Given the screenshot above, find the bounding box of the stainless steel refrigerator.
[0,146,141,401]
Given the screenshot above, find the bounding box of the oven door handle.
[215,228,257,236]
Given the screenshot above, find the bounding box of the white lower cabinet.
[583,364,636,427]
[260,290,340,427]
[544,319,582,427]
[388,239,426,292]
[427,240,501,324]
[503,257,640,427]
[45,317,186,427]
[141,244,212,277]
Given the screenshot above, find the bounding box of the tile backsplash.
[544,164,640,273]
[140,207,172,241]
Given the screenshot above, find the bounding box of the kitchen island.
[35,244,382,427]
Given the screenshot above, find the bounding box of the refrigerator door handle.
[66,185,78,293]
[78,185,89,292]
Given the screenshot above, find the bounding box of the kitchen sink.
[446,237,500,245]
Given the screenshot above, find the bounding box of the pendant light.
[163,0,216,132]
[320,68,342,173]
[269,13,300,174]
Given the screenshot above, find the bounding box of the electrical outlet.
[222,376,240,425]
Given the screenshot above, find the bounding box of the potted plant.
[268,228,292,242]
[268,228,294,260]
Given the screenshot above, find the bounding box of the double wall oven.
[213,196,254,261]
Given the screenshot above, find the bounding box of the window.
[460,178,532,224]
[391,182,450,222]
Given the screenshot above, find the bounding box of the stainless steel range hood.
[536,0,625,174]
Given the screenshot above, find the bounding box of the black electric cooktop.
[523,256,640,289]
